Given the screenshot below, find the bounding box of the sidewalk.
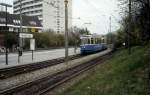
[0,47,78,55]
[0,48,80,69]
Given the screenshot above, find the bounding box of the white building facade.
[13,0,72,33]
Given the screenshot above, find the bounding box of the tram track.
[0,54,82,79]
[0,52,112,95]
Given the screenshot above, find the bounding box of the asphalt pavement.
[0,48,80,69]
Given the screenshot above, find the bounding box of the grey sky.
[73,0,120,34]
[1,0,120,34]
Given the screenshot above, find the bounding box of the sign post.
[30,39,35,61]
[19,33,33,39]
[19,33,33,61]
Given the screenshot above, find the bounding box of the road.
[0,48,80,69]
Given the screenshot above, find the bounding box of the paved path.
[0,48,80,69]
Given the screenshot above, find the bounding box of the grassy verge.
[60,44,150,95]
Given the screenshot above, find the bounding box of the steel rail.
[0,52,112,95]
[0,54,82,79]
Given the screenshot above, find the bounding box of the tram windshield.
[80,35,99,45]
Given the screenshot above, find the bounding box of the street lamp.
[0,3,12,65]
[64,0,69,64]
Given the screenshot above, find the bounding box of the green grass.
[60,44,150,95]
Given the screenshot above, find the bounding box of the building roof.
[0,12,42,28]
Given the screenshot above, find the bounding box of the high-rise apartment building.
[13,0,72,33]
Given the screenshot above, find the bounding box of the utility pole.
[5,6,8,65]
[128,0,132,54]
[56,0,60,33]
[109,16,112,44]
[0,3,12,65]
[64,0,69,65]
[109,16,111,33]
[18,0,22,63]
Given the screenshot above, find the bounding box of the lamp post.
[64,0,69,65]
[0,3,12,65]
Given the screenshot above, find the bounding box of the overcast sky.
[0,0,120,34]
[73,0,120,34]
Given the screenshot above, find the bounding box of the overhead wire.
[84,0,106,17]
[83,0,119,33]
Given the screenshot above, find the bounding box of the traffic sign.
[19,33,33,38]
[30,39,35,50]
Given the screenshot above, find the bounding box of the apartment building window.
[13,20,21,25]
[57,23,60,26]
[29,21,37,26]
[38,15,43,18]
[40,20,43,23]
[14,5,20,9]
[0,18,6,23]
[13,0,20,5]
[57,20,60,22]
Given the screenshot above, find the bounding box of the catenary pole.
[128,0,131,54]
[109,16,112,43]
[5,6,8,65]
[18,0,22,63]
[0,3,12,65]
[64,0,69,66]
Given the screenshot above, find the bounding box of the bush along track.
[60,44,150,95]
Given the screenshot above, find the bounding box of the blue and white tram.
[80,35,107,55]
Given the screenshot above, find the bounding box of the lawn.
[60,44,150,95]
